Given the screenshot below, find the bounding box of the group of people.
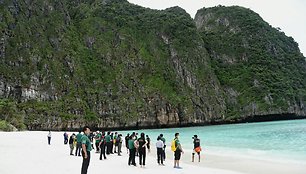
[47,126,202,174]
[125,132,151,167]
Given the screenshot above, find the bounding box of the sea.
[120,119,306,163]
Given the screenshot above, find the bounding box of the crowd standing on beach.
[47,126,202,174]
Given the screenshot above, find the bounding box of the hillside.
[0,1,305,131]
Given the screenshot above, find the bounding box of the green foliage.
[0,1,305,130]
[0,120,12,131]
[0,99,26,130]
[197,6,306,118]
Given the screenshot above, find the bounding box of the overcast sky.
[128,0,306,56]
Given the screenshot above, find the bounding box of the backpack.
[171,139,177,152]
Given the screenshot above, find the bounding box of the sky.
[128,0,306,56]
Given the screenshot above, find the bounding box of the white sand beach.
[0,131,305,174]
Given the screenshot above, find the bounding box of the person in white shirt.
[47,131,51,145]
[156,136,165,165]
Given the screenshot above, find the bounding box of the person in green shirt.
[81,126,92,174]
[75,131,83,156]
[173,133,184,169]
[95,131,101,153]
[114,132,118,153]
[105,132,111,155]
[128,134,137,166]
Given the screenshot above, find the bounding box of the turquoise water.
[120,119,306,162]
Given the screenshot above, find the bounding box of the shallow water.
[120,119,306,162]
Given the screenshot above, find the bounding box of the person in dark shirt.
[64,132,68,144]
[99,132,107,160]
[117,134,123,156]
[125,133,130,154]
[160,134,166,160]
[89,132,95,150]
[47,131,51,145]
[146,135,151,153]
[110,132,114,154]
[192,135,201,162]
[137,133,147,168]
[69,133,76,155]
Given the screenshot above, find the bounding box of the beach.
[0,131,305,174]
[156,148,306,174]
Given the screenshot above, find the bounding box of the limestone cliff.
[0,1,305,131]
[195,6,306,121]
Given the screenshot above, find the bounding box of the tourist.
[105,132,112,155]
[125,133,130,154]
[192,135,201,162]
[146,135,151,153]
[81,126,92,174]
[128,134,137,166]
[110,132,114,154]
[137,133,147,168]
[156,136,164,165]
[173,133,184,169]
[114,132,118,153]
[160,134,166,160]
[69,133,76,155]
[47,131,51,145]
[75,130,82,156]
[95,131,101,153]
[117,134,123,156]
[99,132,107,160]
[135,132,139,156]
[64,132,68,144]
[89,132,95,150]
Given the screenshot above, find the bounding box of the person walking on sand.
[192,135,201,162]
[128,134,137,166]
[137,133,148,168]
[75,131,83,156]
[81,126,92,174]
[173,133,184,169]
[156,136,165,166]
[47,131,51,145]
[146,135,151,153]
[69,133,76,155]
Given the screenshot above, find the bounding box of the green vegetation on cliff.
[196,6,306,119]
[0,1,305,130]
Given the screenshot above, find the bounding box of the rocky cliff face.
[0,1,305,131]
[195,6,306,120]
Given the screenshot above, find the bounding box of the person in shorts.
[173,133,184,169]
[192,135,201,162]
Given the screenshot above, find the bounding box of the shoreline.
[23,116,306,132]
[147,147,306,174]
